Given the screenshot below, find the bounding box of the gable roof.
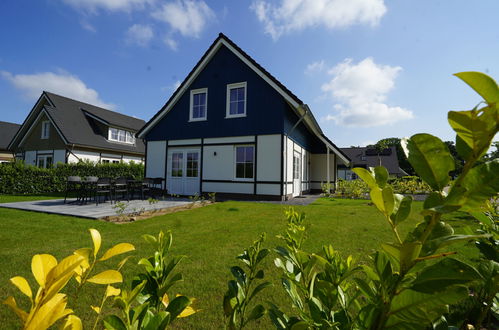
[137,33,350,165]
[341,146,408,176]
[0,121,21,150]
[9,92,145,155]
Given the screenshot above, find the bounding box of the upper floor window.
[41,121,50,139]
[190,88,208,121]
[108,127,135,144]
[226,82,247,118]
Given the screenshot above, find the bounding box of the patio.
[0,197,192,219]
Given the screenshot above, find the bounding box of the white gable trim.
[8,93,54,149]
[138,38,301,139]
[18,108,69,148]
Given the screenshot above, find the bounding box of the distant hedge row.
[0,161,144,194]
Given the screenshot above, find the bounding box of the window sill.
[233,178,254,182]
[188,118,207,122]
[225,114,246,119]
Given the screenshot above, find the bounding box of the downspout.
[284,105,309,198]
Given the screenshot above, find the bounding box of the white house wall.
[71,150,101,163]
[202,145,235,180]
[24,151,36,166]
[256,184,280,195]
[310,153,337,190]
[203,182,253,194]
[256,134,280,182]
[54,150,66,164]
[146,141,166,179]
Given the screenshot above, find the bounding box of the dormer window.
[108,127,135,144]
[189,88,207,121]
[41,121,50,139]
[226,82,247,118]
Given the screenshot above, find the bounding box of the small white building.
[8,92,145,167]
[137,33,350,200]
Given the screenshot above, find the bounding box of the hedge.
[0,161,144,194]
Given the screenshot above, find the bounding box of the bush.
[334,179,369,198]
[0,160,144,194]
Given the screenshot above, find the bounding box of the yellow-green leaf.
[117,255,132,271]
[99,243,135,261]
[74,248,92,261]
[87,270,123,285]
[91,306,101,314]
[25,293,69,330]
[89,229,101,257]
[105,285,121,298]
[10,276,32,299]
[454,71,499,104]
[3,296,28,321]
[31,254,57,287]
[61,314,82,330]
[179,304,197,318]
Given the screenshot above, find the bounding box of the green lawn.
[0,195,479,329]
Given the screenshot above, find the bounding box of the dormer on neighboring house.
[8,92,145,167]
[137,33,350,200]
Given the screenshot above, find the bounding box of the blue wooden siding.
[284,109,326,153]
[145,45,288,141]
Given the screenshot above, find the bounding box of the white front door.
[293,151,301,197]
[167,148,200,196]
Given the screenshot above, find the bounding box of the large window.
[226,82,246,118]
[186,152,199,177]
[235,146,254,179]
[37,155,53,168]
[41,121,50,139]
[108,128,135,144]
[190,88,208,121]
[171,152,183,177]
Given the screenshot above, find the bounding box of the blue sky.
[0,0,497,147]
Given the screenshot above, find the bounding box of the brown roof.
[340,146,407,176]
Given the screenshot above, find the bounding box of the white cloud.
[61,0,153,13]
[151,0,215,38]
[305,60,325,75]
[126,24,153,47]
[164,36,178,50]
[80,20,97,32]
[321,57,413,127]
[1,70,115,109]
[251,0,386,40]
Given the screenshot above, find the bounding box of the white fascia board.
[8,94,52,149]
[18,108,69,148]
[138,38,301,139]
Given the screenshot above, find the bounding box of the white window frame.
[41,121,50,139]
[37,154,53,168]
[234,145,254,181]
[108,127,135,144]
[189,88,208,122]
[226,82,247,118]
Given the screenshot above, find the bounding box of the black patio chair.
[64,176,81,204]
[152,177,164,197]
[114,177,129,202]
[138,178,152,200]
[93,177,113,205]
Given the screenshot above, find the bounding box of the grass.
[0,195,480,329]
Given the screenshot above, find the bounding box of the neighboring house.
[338,146,408,180]
[137,33,350,200]
[9,92,145,168]
[0,121,20,163]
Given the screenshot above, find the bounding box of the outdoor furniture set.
[63,176,164,205]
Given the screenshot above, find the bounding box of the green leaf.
[352,167,377,189]
[401,134,454,191]
[248,281,271,302]
[290,321,310,330]
[165,295,191,320]
[103,315,127,330]
[230,266,247,286]
[411,258,481,293]
[454,71,499,104]
[445,160,499,212]
[374,166,389,188]
[386,286,468,328]
[448,106,498,160]
[455,135,472,160]
[390,195,412,225]
[399,241,422,273]
[282,278,303,310]
[245,304,266,324]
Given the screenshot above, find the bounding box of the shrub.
[0,160,144,194]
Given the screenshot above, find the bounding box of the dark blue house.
[137,33,349,200]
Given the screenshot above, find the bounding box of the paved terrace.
[0,198,192,219]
